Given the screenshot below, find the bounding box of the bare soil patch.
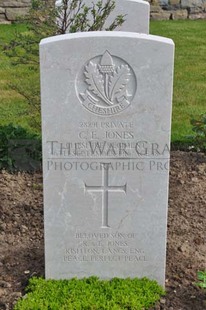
[0,151,206,310]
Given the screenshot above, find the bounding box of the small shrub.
[14,276,165,310]
[0,124,41,171]
[190,114,206,152]
[196,271,206,289]
[4,0,125,132]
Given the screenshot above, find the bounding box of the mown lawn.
[150,20,206,142]
[0,21,206,141]
[0,24,36,132]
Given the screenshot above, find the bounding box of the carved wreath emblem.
[78,51,137,116]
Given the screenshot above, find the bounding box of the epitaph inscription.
[85,163,127,228]
[64,232,146,263]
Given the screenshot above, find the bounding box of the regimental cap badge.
[77,51,137,116]
[99,51,115,73]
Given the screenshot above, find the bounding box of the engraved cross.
[85,163,127,228]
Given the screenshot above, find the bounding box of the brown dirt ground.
[0,151,206,310]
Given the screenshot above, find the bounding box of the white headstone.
[56,0,150,34]
[40,31,174,286]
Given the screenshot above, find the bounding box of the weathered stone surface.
[0,13,6,20]
[163,4,181,9]
[189,6,203,12]
[150,0,160,5]
[0,0,30,8]
[189,11,206,17]
[0,7,5,14]
[159,0,169,5]
[5,7,29,21]
[150,11,171,18]
[150,5,163,12]
[169,0,181,5]
[181,0,203,8]
[40,31,174,286]
[171,9,188,18]
[0,19,11,24]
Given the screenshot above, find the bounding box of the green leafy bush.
[56,0,125,34]
[14,276,165,310]
[196,271,206,289]
[4,0,124,132]
[0,124,41,171]
[190,114,206,152]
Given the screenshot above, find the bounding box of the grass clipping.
[14,276,164,309]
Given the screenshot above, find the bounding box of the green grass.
[150,20,206,142]
[196,271,206,289]
[14,276,165,310]
[0,24,38,133]
[0,21,206,142]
